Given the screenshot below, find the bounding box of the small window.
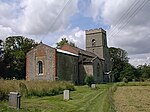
[93,49,94,52]
[92,39,96,46]
[38,61,43,74]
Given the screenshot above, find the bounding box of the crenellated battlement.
[85,28,106,34]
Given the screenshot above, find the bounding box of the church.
[26,28,112,84]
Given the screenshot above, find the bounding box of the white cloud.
[1,0,150,67]
[88,0,104,21]
[129,53,150,67]
[89,0,150,66]
[55,27,85,49]
[0,25,15,40]
[19,0,78,35]
[0,0,78,39]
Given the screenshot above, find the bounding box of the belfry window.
[92,39,96,46]
[38,61,43,74]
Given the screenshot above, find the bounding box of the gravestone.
[9,92,21,109]
[91,84,96,89]
[63,90,69,100]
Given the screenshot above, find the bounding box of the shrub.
[123,77,128,83]
[19,82,28,97]
[84,76,95,87]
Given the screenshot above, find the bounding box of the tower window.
[38,61,43,74]
[92,39,96,46]
[93,49,94,52]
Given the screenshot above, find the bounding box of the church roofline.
[92,56,105,61]
[57,49,79,57]
[26,42,56,55]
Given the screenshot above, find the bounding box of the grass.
[113,82,150,112]
[0,84,113,112]
[0,80,75,100]
[115,81,150,86]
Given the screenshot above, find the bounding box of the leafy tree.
[2,36,38,79]
[137,64,150,80]
[56,38,75,48]
[109,47,129,81]
[0,40,3,57]
[0,40,3,58]
[0,40,5,78]
[120,63,137,81]
[69,41,75,47]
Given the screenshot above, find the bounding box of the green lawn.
[0,84,112,112]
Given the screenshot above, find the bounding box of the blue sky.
[0,0,150,66]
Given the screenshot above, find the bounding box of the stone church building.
[26,28,112,84]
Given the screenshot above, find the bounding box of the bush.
[123,77,128,83]
[84,76,95,87]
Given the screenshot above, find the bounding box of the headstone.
[132,79,135,82]
[91,84,96,89]
[63,90,69,100]
[9,92,21,109]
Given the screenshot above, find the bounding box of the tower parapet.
[86,28,106,35]
[85,28,111,72]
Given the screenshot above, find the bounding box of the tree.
[56,38,75,48]
[2,36,38,79]
[0,39,3,58]
[137,64,150,80]
[109,47,129,81]
[120,63,137,81]
[0,40,5,78]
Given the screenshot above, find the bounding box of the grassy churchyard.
[0,81,112,112]
[0,80,150,112]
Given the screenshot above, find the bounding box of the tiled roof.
[66,45,97,58]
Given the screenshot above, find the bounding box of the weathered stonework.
[26,44,56,81]
[86,28,111,80]
[26,28,112,83]
[56,51,78,84]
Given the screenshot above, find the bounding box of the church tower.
[85,28,111,72]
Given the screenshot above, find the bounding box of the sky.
[0,0,150,67]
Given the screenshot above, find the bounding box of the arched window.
[97,63,100,77]
[38,61,43,74]
[92,39,96,46]
[93,49,95,52]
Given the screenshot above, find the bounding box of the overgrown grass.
[107,84,117,112]
[115,81,150,86]
[113,86,150,112]
[0,79,75,101]
[112,81,150,112]
[0,84,113,112]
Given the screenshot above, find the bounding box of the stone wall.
[93,58,104,83]
[85,28,111,73]
[56,52,78,84]
[26,44,56,81]
[83,64,93,76]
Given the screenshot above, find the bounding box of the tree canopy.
[109,47,129,81]
[0,39,3,59]
[137,64,150,80]
[56,38,75,48]
[0,36,38,79]
[109,47,150,82]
